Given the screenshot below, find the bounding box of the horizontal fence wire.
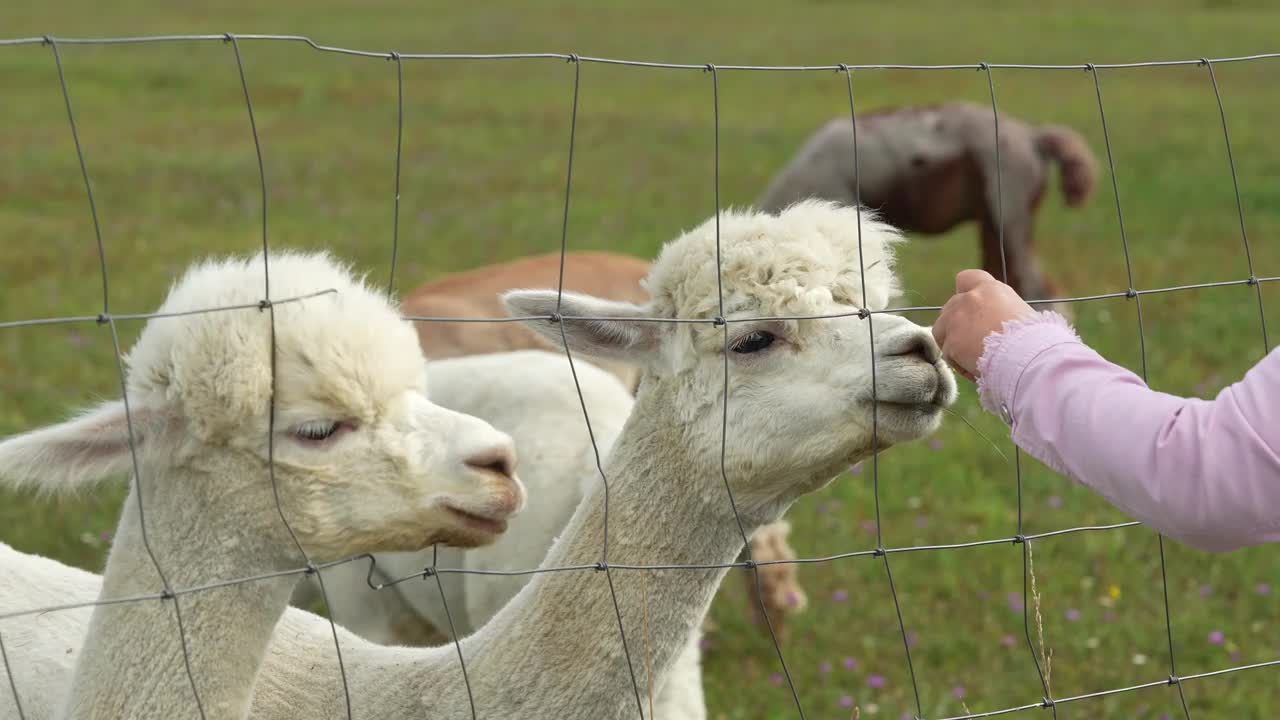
[0,34,1275,720]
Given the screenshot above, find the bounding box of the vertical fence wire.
[1202,58,1269,354]
[980,61,1060,717]
[225,33,356,719]
[841,64,926,719]
[0,632,26,720]
[388,51,405,299]
[1087,63,1193,719]
[427,543,478,718]
[49,36,209,720]
[551,54,648,717]
[707,63,808,719]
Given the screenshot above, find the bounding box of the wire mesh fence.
[0,34,1277,720]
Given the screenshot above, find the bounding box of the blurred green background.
[2,1,1278,717]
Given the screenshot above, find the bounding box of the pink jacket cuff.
[976,311,1081,421]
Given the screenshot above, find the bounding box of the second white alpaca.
[0,251,525,719]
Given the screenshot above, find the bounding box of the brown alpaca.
[759,101,1097,306]
[402,251,808,639]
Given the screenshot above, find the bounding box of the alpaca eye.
[292,421,339,443]
[731,331,776,354]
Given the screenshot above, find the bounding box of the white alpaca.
[2,200,956,719]
[397,252,808,644]
[0,251,526,720]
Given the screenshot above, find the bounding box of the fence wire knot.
[594,561,609,572]
[421,566,437,578]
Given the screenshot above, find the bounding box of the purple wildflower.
[953,685,966,699]
[1065,608,1081,622]
[1209,630,1225,645]
[1047,495,1063,509]
[839,695,855,708]
[905,631,919,648]
[867,674,886,689]
[914,515,929,528]
[819,661,832,674]
[1257,583,1272,596]
[843,656,858,671]
[1008,592,1025,612]
[1230,650,1242,663]
[1199,584,1213,598]
[832,589,850,603]
[769,672,783,686]
[928,438,944,451]
[860,520,878,535]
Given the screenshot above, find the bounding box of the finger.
[943,354,976,383]
[930,311,948,348]
[955,268,995,293]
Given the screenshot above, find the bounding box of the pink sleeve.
[975,311,1280,552]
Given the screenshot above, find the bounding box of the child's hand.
[932,270,1037,382]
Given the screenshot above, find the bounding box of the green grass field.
[2,1,1278,717]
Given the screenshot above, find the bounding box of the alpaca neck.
[442,393,776,716]
[249,389,807,718]
[60,467,298,720]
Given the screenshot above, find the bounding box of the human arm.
[934,270,1280,552]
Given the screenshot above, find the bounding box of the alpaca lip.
[442,504,509,535]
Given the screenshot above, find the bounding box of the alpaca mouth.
[441,504,509,535]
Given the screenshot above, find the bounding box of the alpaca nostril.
[464,446,516,483]
[885,332,939,365]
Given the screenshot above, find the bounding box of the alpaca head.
[505,201,955,517]
[0,252,526,559]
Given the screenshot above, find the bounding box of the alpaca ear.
[0,399,170,495]
[503,289,661,364]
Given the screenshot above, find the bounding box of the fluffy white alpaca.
[291,350,719,715]
[396,252,809,644]
[0,251,525,720]
[2,201,956,719]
